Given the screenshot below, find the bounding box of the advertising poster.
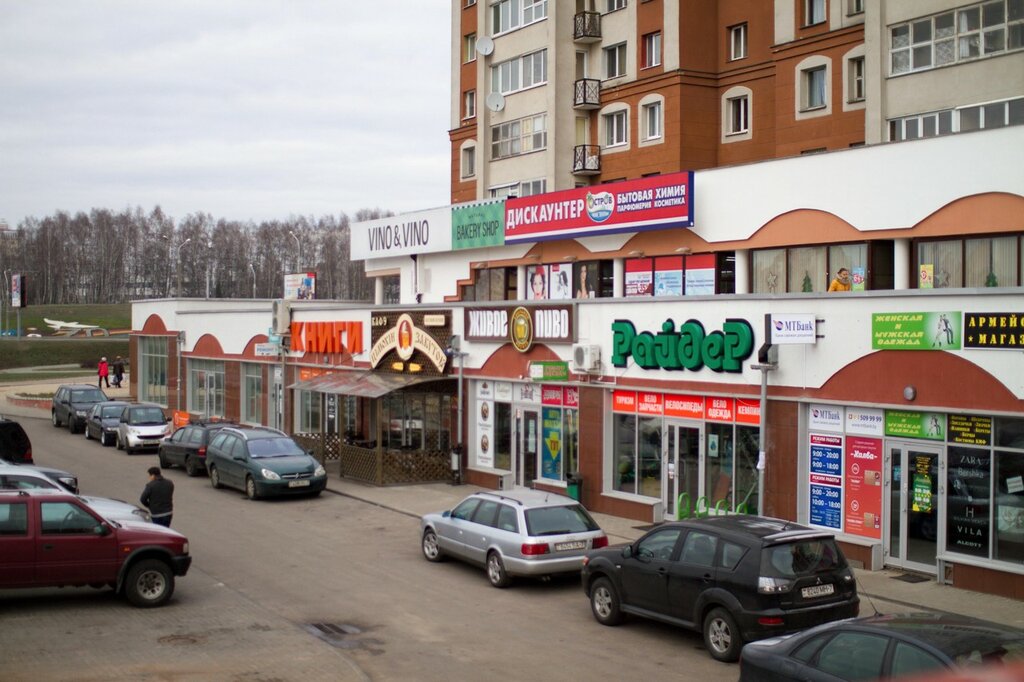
[947,447,991,557]
[844,436,882,539]
[284,272,316,300]
[11,273,23,308]
[477,398,494,468]
[919,264,934,288]
[810,433,843,477]
[810,482,843,530]
[809,433,843,530]
[625,258,653,297]
[542,406,562,479]
[885,410,946,441]
[451,200,505,250]
[654,256,683,296]
[684,254,716,295]
[548,263,572,299]
[574,261,599,299]
[527,264,550,300]
[852,266,866,291]
[845,407,885,437]
[963,312,1024,350]
[871,312,961,350]
[809,405,844,433]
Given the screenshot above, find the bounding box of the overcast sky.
[0,1,451,226]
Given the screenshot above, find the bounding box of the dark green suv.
[205,427,327,500]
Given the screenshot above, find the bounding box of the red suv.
[0,489,191,607]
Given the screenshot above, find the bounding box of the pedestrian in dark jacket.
[112,356,125,388]
[140,467,174,527]
[97,357,110,388]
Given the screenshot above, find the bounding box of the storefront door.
[885,441,942,574]
[663,423,702,521]
[515,409,540,488]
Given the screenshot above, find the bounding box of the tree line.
[0,206,387,305]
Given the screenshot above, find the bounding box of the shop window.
[788,246,827,292]
[917,240,963,288]
[946,446,992,559]
[138,336,168,406]
[494,402,512,470]
[705,423,734,510]
[753,249,787,294]
[563,408,579,478]
[297,390,321,433]
[381,275,400,304]
[613,413,638,494]
[188,359,225,419]
[966,236,1019,287]
[242,363,262,425]
[461,266,517,301]
[828,244,868,291]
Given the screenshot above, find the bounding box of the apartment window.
[605,43,627,78]
[643,32,662,68]
[464,33,477,62]
[604,110,627,147]
[242,363,262,425]
[466,0,476,6]
[519,179,547,197]
[492,0,548,34]
[464,90,476,119]
[890,2,1023,76]
[462,267,518,301]
[491,49,547,94]
[642,101,662,140]
[848,0,863,15]
[805,0,826,26]
[462,146,476,178]
[848,56,865,102]
[607,0,626,11]
[730,23,748,60]
[888,97,1023,140]
[727,95,749,134]
[488,183,520,199]
[803,66,827,110]
[491,113,547,160]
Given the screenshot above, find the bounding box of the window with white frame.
[805,0,826,26]
[848,56,865,101]
[642,100,662,140]
[492,0,548,35]
[890,2,1024,76]
[802,66,827,110]
[607,0,626,11]
[491,113,547,160]
[730,23,748,60]
[519,179,547,196]
[465,90,476,119]
[488,182,520,199]
[888,97,1023,140]
[604,109,627,147]
[297,391,321,433]
[188,359,225,419]
[242,363,262,425]
[605,43,627,78]
[464,33,477,62]
[727,95,749,134]
[462,145,476,177]
[643,32,662,68]
[848,0,863,15]
[138,336,168,406]
[491,49,547,94]
[466,0,476,6]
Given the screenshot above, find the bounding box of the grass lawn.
[4,303,130,336]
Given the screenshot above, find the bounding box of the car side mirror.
[621,544,633,559]
[95,523,112,537]
[442,510,451,518]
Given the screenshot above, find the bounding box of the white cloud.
[0,0,452,224]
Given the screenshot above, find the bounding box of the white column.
[613,258,625,297]
[894,238,911,290]
[374,277,384,305]
[734,249,750,294]
[516,265,527,300]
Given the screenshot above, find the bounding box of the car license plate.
[555,540,587,551]
[288,480,311,488]
[802,583,835,598]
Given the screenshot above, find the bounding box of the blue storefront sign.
[810,482,842,529]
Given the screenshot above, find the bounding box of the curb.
[6,395,50,410]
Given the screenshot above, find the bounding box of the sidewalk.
[3,376,1022,631]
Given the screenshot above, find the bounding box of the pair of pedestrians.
[97,355,125,388]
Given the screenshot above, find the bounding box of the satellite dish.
[475,36,494,56]
[485,92,505,112]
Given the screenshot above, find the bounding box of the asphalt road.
[1,416,737,682]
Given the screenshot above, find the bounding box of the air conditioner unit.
[497,473,515,490]
[572,343,601,373]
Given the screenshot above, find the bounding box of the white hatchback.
[116,403,171,455]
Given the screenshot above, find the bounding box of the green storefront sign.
[452,201,505,250]
[885,410,946,441]
[529,361,569,382]
[872,312,961,350]
[611,318,754,373]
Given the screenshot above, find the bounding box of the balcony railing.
[573,11,601,42]
[572,144,601,175]
[573,78,601,109]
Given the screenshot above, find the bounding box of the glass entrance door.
[885,442,942,574]
[516,409,540,488]
[663,423,701,521]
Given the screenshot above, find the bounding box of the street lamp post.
[249,263,257,298]
[205,240,213,299]
[288,231,301,272]
[176,238,191,297]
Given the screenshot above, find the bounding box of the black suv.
[51,384,109,434]
[581,514,859,663]
[0,417,33,463]
[158,421,238,477]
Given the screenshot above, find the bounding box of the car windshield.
[524,504,600,536]
[72,389,106,402]
[129,408,166,425]
[953,633,1024,667]
[248,437,305,459]
[762,539,846,577]
[102,405,124,418]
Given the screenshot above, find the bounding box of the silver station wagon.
[420,489,608,588]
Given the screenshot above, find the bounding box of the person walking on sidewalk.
[112,355,125,388]
[97,357,110,388]
[140,467,174,527]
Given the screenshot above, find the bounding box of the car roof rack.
[475,491,524,506]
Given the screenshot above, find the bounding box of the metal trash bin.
[566,472,582,502]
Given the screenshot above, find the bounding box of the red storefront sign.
[705,397,735,422]
[541,385,564,406]
[613,390,637,413]
[563,386,579,408]
[844,436,883,540]
[735,399,761,425]
[637,392,664,415]
[664,394,704,419]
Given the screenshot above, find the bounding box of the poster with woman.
[548,263,572,299]
[575,262,597,299]
[527,264,549,300]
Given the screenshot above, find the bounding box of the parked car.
[580,514,860,662]
[51,384,109,434]
[205,426,326,500]
[158,420,238,477]
[0,488,191,607]
[738,612,1024,681]
[420,489,608,588]
[83,400,131,446]
[116,403,171,454]
[0,463,151,524]
[0,457,78,493]
[0,417,33,463]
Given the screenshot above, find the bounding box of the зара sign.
[611,318,754,372]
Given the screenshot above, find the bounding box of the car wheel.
[589,577,624,626]
[116,434,123,450]
[158,451,169,469]
[68,417,76,434]
[124,559,174,608]
[486,552,511,588]
[52,411,60,427]
[703,607,743,663]
[84,425,91,440]
[245,476,259,500]
[209,465,222,489]
[101,432,112,447]
[422,529,444,562]
[184,456,201,477]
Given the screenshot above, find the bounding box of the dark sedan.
[158,421,238,476]
[738,613,1024,681]
[83,401,131,446]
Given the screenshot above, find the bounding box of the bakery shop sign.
[464,304,575,352]
[370,312,449,372]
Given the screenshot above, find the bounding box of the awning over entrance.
[288,371,446,398]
